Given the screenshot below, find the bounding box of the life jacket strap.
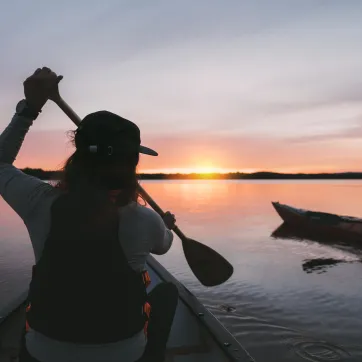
[143,301,152,338]
[142,270,151,288]
[25,303,31,332]
[142,270,152,338]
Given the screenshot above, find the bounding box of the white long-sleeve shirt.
[0,114,174,362]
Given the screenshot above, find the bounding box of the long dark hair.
[56,129,141,208]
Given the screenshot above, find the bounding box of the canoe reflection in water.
[271,223,362,274]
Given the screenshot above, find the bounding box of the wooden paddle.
[52,97,233,286]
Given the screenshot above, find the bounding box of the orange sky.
[2,2,362,174]
[12,128,362,174]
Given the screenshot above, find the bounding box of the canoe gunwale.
[0,290,28,327]
[147,255,255,362]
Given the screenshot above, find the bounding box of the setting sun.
[195,167,219,174]
[193,161,219,174]
[189,160,221,174]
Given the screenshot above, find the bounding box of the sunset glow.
[1,1,362,174]
[140,167,259,175]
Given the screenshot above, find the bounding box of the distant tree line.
[20,168,362,180]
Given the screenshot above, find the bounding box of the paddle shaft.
[137,186,187,240]
[55,97,187,240]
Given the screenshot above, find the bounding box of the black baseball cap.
[75,111,158,157]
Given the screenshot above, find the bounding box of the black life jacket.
[26,193,147,344]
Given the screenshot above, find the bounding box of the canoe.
[272,201,362,241]
[0,256,254,362]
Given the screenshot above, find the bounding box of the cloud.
[286,117,362,144]
[1,1,362,172]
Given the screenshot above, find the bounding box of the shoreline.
[20,168,362,180]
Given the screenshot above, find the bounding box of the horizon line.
[20,167,362,176]
[19,167,362,180]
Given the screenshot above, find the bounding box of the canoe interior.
[0,256,253,362]
[0,291,28,361]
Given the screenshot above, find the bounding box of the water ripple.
[287,337,350,362]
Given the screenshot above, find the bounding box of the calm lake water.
[1,180,362,361]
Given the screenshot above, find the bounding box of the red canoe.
[272,202,362,241]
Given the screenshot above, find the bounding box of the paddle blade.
[182,238,233,287]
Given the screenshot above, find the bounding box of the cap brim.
[139,145,158,156]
